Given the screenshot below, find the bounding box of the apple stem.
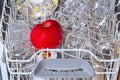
[42,24,49,28]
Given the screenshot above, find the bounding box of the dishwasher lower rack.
[1,0,120,80]
[5,49,120,80]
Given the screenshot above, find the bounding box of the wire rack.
[0,0,120,80]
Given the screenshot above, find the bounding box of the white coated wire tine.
[115,0,120,6]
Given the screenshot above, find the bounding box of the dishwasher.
[0,0,120,80]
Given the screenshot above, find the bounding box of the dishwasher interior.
[0,0,120,80]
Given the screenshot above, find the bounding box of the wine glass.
[9,20,33,60]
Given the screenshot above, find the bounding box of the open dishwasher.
[0,0,120,80]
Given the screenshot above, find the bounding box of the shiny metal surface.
[0,0,4,21]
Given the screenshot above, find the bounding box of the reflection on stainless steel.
[0,0,4,21]
[16,0,58,19]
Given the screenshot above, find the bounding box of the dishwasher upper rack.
[1,0,120,80]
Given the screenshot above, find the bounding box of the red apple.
[30,20,63,50]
